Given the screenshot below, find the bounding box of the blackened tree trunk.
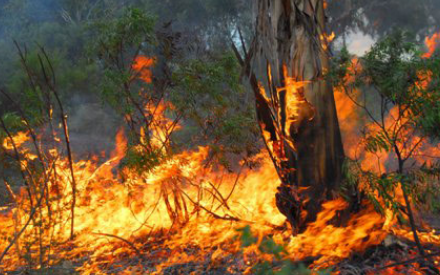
[249,0,346,233]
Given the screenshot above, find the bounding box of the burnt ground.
[3,231,440,275]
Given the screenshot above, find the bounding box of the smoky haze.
[0,0,252,156]
[0,0,439,155]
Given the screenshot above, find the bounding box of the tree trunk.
[250,0,346,232]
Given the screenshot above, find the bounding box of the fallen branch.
[92,232,143,260]
[179,187,240,222]
[371,251,440,273]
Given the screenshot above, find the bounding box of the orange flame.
[422,32,440,59]
[320,32,336,51]
[2,131,29,150]
[132,55,155,83]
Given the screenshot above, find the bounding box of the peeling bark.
[250,0,346,232]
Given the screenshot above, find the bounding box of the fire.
[280,66,312,139]
[2,131,29,150]
[0,130,285,273]
[1,55,439,274]
[335,57,440,174]
[258,65,313,159]
[334,58,363,160]
[132,55,155,83]
[422,32,440,59]
[321,32,336,51]
[286,199,393,267]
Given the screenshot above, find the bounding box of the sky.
[346,31,375,56]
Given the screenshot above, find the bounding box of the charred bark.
[249,0,347,232]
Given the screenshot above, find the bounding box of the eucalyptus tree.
[236,0,350,232]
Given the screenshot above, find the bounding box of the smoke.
[334,30,376,56]
[67,95,122,157]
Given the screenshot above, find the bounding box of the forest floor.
[1,183,440,274]
[3,219,440,275]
